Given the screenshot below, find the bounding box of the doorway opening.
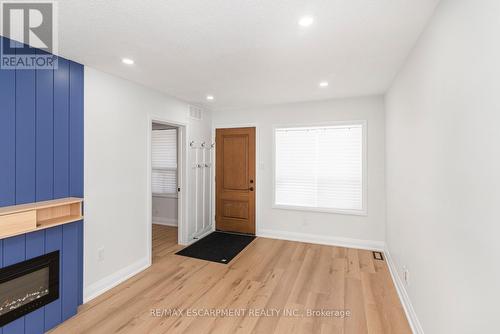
[149,120,187,263]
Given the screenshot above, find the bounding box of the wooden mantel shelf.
[0,197,84,239]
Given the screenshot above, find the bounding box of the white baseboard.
[384,247,424,334]
[152,217,178,227]
[83,257,151,303]
[257,229,385,251]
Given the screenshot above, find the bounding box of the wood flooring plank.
[50,226,411,334]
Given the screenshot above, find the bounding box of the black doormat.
[176,231,255,264]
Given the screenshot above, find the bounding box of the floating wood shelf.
[0,197,83,239]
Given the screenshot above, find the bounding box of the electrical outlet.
[402,266,410,287]
[98,247,105,262]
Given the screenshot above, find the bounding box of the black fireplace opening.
[0,251,59,327]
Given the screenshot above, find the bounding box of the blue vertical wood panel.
[36,63,54,202]
[0,34,14,334]
[76,221,83,305]
[24,231,45,334]
[9,50,35,334]
[2,236,26,334]
[43,227,62,331]
[61,223,79,320]
[53,58,70,199]
[15,68,36,205]
[69,62,84,306]
[0,39,16,207]
[6,48,30,333]
[69,62,84,198]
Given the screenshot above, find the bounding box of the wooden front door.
[215,127,256,234]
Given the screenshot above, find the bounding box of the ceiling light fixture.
[298,16,314,27]
[319,81,329,87]
[122,58,134,65]
[206,95,214,101]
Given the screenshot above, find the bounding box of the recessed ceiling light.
[298,16,314,27]
[319,81,329,87]
[206,95,214,101]
[122,58,134,65]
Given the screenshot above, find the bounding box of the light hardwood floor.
[51,224,411,334]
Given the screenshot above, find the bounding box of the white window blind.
[152,129,177,194]
[274,123,365,214]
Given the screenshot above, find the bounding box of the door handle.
[248,186,254,191]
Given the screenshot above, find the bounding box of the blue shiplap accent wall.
[0,36,84,333]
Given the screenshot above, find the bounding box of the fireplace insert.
[0,251,59,326]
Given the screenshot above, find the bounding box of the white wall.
[212,96,386,246]
[84,67,212,301]
[152,196,177,226]
[386,0,500,333]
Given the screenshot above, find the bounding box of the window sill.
[272,204,367,216]
[152,193,178,199]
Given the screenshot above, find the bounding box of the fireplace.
[0,251,59,326]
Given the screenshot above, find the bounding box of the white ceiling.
[57,0,440,109]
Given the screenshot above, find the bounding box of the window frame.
[272,120,368,216]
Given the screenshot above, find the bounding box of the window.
[152,128,177,195]
[274,122,365,214]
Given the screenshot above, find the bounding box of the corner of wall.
[384,245,424,334]
[83,256,151,303]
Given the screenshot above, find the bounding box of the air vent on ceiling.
[189,105,203,120]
